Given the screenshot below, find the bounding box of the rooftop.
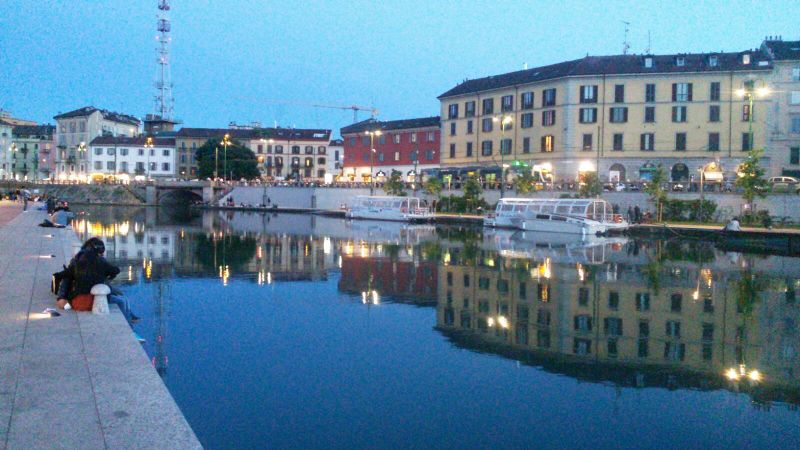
[176,127,331,142]
[340,116,441,135]
[762,38,800,61]
[89,135,176,146]
[12,124,55,138]
[439,49,773,99]
[53,106,141,126]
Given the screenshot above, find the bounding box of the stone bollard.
[91,284,111,315]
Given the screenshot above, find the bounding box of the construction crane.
[239,97,379,123]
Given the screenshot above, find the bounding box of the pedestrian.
[633,205,642,224]
[22,195,28,212]
[627,206,634,223]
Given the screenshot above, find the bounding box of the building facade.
[761,39,800,178]
[88,136,176,181]
[327,139,344,182]
[439,40,800,184]
[54,107,140,182]
[249,127,332,181]
[10,124,56,181]
[0,119,12,180]
[340,117,441,183]
[175,128,254,179]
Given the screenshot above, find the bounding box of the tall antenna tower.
[622,21,631,55]
[155,0,174,120]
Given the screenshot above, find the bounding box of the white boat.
[346,196,434,222]
[484,198,628,235]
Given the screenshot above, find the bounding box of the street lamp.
[222,133,231,182]
[10,143,17,181]
[78,142,86,183]
[493,114,513,198]
[736,81,771,154]
[413,148,434,195]
[144,137,154,181]
[365,129,382,195]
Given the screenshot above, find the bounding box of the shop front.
[671,163,689,182]
[608,163,626,183]
[639,162,657,181]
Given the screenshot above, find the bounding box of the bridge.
[146,180,228,205]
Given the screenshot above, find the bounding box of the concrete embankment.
[0,201,200,449]
[631,223,800,256]
[2,183,146,205]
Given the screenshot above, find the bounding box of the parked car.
[768,176,800,193]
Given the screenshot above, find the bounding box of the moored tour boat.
[484,198,628,235]
[346,196,434,222]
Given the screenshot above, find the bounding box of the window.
[275,145,284,154]
[521,91,534,109]
[710,82,721,101]
[377,152,384,162]
[149,148,155,157]
[162,162,170,171]
[742,54,751,65]
[542,88,556,107]
[582,133,593,151]
[500,138,512,155]
[448,104,459,119]
[149,162,157,171]
[450,122,456,136]
[791,91,800,105]
[644,57,653,68]
[120,162,128,172]
[348,137,356,147]
[521,113,533,128]
[107,147,116,155]
[481,140,493,156]
[449,143,455,158]
[542,110,556,126]
[94,147,102,155]
[501,95,513,112]
[742,132,753,151]
[709,55,719,67]
[465,101,476,117]
[138,148,144,156]
[522,137,530,153]
[635,293,650,311]
[604,318,623,336]
[579,108,597,123]
[671,293,683,312]
[482,118,493,132]
[410,133,417,143]
[645,83,656,102]
[791,147,800,165]
[676,133,687,151]
[318,146,326,154]
[106,161,115,170]
[672,106,687,122]
[614,84,625,103]
[394,151,399,161]
[793,67,800,81]
[676,56,685,66]
[466,142,473,157]
[640,133,655,151]
[378,135,386,145]
[608,292,619,309]
[482,98,494,115]
[541,135,554,152]
[292,145,301,154]
[580,85,597,103]
[93,161,102,170]
[257,144,263,154]
[708,133,720,151]
[613,133,623,151]
[163,149,170,157]
[609,107,628,123]
[391,134,399,144]
[742,104,752,122]
[666,320,681,338]
[574,315,592,331]
[466,120,474,134]
[644,106,655,123]
[672,83,693,102]
[709,105,720,122]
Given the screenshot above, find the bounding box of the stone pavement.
[0,200,23,228]
[0,202,201,449]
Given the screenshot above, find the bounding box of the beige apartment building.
[439,38,800,183]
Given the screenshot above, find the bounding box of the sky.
[0,0,797,137]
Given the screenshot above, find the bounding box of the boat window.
[501,204,515,212]
[556,205,571,214]
[541,204,555,213]
[570,205,585,214]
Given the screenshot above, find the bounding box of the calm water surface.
[73,206,800,449]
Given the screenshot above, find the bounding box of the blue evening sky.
[0,0,796,137]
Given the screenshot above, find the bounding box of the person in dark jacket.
[56,237,138,323]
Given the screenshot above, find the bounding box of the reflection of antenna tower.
[152,279,170,377]
[155,0,174,120]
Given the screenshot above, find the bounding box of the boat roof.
[354,195,423,200]
[497,197,609,206]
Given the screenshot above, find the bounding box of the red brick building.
[340,116,440,183]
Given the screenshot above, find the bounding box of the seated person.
[39,208,74,228]
[57,237,139,324]
[723,217,742,232]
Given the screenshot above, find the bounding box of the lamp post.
[736,81,770,154]
[78,141,86,183]
[144,137,154,181]
[493,114,513,198]
[10,143,17,181]
[222,133,231,182]
[365,129,382,195]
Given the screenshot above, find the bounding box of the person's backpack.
[51,265,68,295]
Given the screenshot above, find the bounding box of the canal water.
[73,206,800,449]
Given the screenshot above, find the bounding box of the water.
[73,206,800,449]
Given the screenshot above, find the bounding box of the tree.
[513,172,536,195]
[424,177,443,197]
[735,148,768,210]
[383,171,406,196]
[196,138,261,180]
[577,172,602,198]
[462,175,484,213]
[644,164,668,221]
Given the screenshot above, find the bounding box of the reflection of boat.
[344,220,437,245]
[346,196,433,222]
[483,228,629,264]
[485,198,628,235]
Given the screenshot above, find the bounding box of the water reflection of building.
[436,239,800,406]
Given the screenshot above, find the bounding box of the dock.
[0,200,201,449]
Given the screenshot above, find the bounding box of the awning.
[704,172,724,181]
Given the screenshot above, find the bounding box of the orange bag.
[71,294,94,311]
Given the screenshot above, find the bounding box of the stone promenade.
[0,200,200,449]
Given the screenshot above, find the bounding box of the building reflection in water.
[72,208,800,408]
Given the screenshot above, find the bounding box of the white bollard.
[91,284,111,315]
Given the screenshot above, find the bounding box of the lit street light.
[365,129,382,195]
[144,137,154,181]
[736,80,771,154]
[493,114,513,198]
[222,133,231,182]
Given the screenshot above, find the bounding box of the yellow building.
[439,39,800,182]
